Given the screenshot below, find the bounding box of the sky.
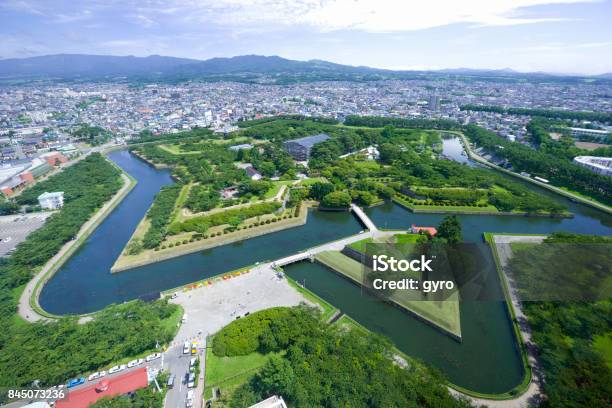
[1,0,611,75]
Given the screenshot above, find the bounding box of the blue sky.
[1,0,611,74]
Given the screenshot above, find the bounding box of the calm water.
[39,150,362,314]
[39,149,612,393]
[441,137,476,166]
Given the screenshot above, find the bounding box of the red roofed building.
[410,224,438,236]
[56,368,148,408]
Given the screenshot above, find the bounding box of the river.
[39,148,612,394]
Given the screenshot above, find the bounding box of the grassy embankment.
[112,201,309,272]
[313,243,461,340]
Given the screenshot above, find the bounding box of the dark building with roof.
[283,133,330,161]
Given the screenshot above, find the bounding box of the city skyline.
[1,0,612,75]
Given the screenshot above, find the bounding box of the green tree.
[308,182,335,200]
[437,216,462,243]
[321,191,352,208]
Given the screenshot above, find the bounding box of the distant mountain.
[596,72,612,79]
[0,54,198,78]
[0,54,385,80]
[0,53,607,84]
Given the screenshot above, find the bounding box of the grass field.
[315,250,461,339]
[316,250,364,282]
[204,340,281,403]
[298,176,328,186]
[263,180,293,199]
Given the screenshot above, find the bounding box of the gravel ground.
[169,266,310,345]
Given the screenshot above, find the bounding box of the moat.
[39,149,612,394]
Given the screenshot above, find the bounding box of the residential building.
[283,134,330,161]
[38,191,64,209]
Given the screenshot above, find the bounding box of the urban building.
[38,191,64,209]
[56,367,149,408]
[283,134,330,161]
[570,127,609,139]
[573,156,612,177]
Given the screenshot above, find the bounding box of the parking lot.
[169,266,310,344]
[165,266,310,407]
[0,212,53,257]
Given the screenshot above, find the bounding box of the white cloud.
[146,0,599,32]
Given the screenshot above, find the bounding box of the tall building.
[283,133,330,161]
[428,95,440,111]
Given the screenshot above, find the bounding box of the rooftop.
[56,367,148,408]
[38,191,64,199]
[284,133,330,148]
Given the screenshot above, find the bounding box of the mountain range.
[0,54,609,83]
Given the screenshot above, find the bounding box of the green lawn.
[315,251,364,282]
[204,343,281,404]
[263,180,293,199]
[298,176,328,186]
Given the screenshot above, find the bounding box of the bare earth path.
[450,234,547,408]
[17,172,134,322]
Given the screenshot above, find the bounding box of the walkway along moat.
[39,149,612,395]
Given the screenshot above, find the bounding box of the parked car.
[189,357,197,370]
[99,370,107,378]
[187,372,195,388]
[183,341,190,354]
[88,372,100,381]
[167,374,175,389]
[109,364,126,374]
[127,358,144,368]
[146,353,161,362]
[67,378,85,388]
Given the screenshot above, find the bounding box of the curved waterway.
[40,149,612,394]
[39,150,363,314]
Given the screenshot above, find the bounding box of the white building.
[248,395,288,408]
[570,127,609,139]
[573,156,612,177]
[38,191,64,210]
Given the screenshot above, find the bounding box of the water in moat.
[40,149,612,394]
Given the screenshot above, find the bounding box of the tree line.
[465,124,612,205]
[460,104,612,125]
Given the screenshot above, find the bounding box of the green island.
[115,117,571,271]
